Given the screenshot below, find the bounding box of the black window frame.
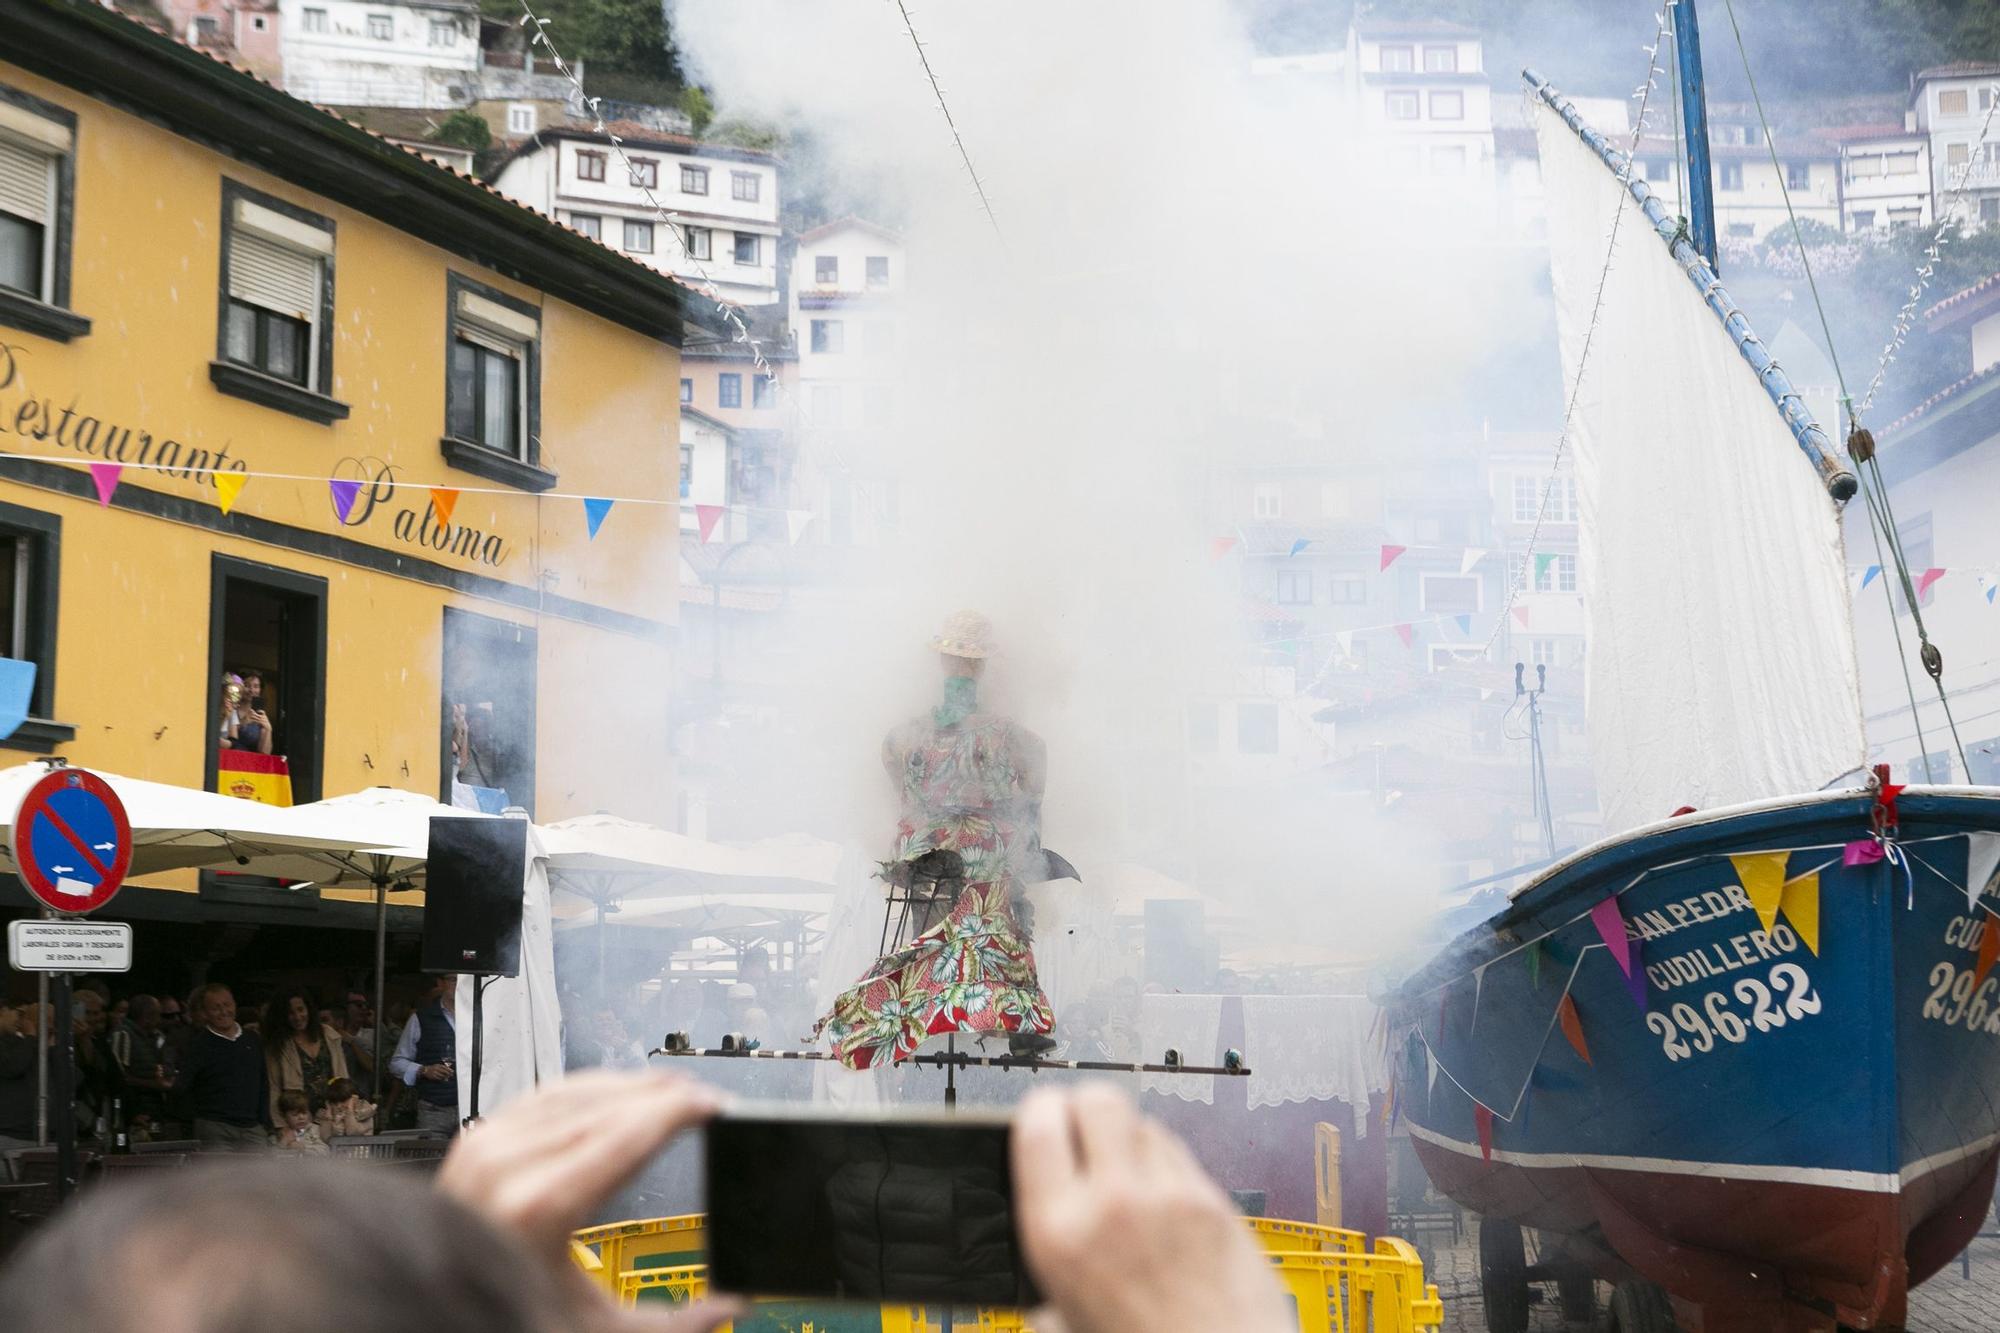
[815,254,838,284]
[679,377,693,404]
[629,158,659,190]
[733,231,758,265]
[865,255,889,287]
[210,179,347,424]
[569,212,601,241]
[0,500,73,752]
[623,218,654,253]
[439,606,537,816]
[205,553,327,803]
[684,226,711,260]
[810,318,843,354]
[440,271,555,493]
[0,82,88,343]
[575,150,606,182]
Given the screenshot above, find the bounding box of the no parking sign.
[11,767,133,916]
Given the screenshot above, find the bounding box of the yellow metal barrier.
[571,1213,707,1292]
[1249,1216,1368,1255]
[1315,1122,1342,1228]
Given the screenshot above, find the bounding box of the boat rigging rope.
[1719,0,1969,782]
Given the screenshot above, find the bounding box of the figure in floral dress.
[813,611,1062,1069]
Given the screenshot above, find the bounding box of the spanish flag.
[217,750,294,806]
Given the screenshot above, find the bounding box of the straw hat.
[930,610,995,660]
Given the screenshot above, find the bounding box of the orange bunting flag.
[1474,1103,1494,1163]
[1209,536,1238,562]
[430,487,460,528]
[1977,911,2000,990]
[1557,992,1591,1065]
[213,471,247,516]
[1380,544,1407,572]
[1731,852,1789,935]
[1781,871,1820,955]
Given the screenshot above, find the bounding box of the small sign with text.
[7,918,133,973]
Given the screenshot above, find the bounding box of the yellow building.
[0,0,689,981]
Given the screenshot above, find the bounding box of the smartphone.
[704,1103,1039,1307]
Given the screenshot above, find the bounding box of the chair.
[92,1154,190,1185]
[328,1134,400,1161]
[133,1139,201,1156]
[391,1137,450,1162]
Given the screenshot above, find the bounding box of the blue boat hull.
[1392,788,2000,1330]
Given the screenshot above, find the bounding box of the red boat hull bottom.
[1414,1136,2000,1330]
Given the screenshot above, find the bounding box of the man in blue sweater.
[174,984,267,1151]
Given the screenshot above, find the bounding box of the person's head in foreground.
[0,1070,1291,1333]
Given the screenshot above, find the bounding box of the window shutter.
[0,139,51,225]
[229,231,319,321]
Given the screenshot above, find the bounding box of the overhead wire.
[888,0,1004,246]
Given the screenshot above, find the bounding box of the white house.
[277,0,479,109]
[789,216,903,430]
[1349,19,1495,197]
[1614,110,1841,243]
[492,125,781,305]
[1828,123,1933,233]
[1911,62,2000,231]
[1856,271,2000,782]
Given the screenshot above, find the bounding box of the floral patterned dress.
[813,702,1056,1070]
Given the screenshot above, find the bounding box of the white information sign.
[7,919,133,973]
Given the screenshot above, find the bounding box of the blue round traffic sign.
[12,768,133,915]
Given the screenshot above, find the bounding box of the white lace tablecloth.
[1241,995,1386,1127]
[1138,993,1226,1105]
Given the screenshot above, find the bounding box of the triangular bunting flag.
[88,463,121,507]
[696,504,725,544]
[1460,547,1486,575]
[1967,833,2000,915]
[1533,551,1556,584]
[1470,964,1486,1036]
[583,498,614,540]
[1917,567,1947,598]
[213,471,247,516]
[1622,937,1648,1011]
[1730,852,1790,935]
[1512,605,1531,629]
[1861,565,1882,589]
[1780,871,1820,956]
[1380,544,1406,572]
[1210,536,1238,562]
[1474,1103,1494,1163]
[429,487,460,528]
[1590,896,1632,976]
[1425,1047,1439,1096]
[1289,538,1311,558]
[1557,992,1590,1065]
[1394,623,1414,648]
[1527,939,1543,988]
[787,510,814,545]
[1977,911,2000,990]
[329,478,363,524]
[1479,687,1496,701]
[1988,582,1998,606]
[1844,838,1885,867]
[1454,613,1472,634]
[1336,630,1354,656]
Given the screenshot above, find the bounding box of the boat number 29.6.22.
[1921,961,2000,1034]
[1644,962,1822,1062]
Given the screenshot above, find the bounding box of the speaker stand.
[467,976,493,1127]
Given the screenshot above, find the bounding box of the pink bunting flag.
[1394,623,1414,648]
[328,478,363,524]
[696,504,725,543]
[1622,937,1648,1011]
[1209,536,1238,562]
[1917,568,1946,599]
[88,463,122,507]
[1380,544,1406,572]
[1474,1103,1494,1163]
[1590,896,1632,976]
[1512,605,1531,629]
[1843,839,1886,867]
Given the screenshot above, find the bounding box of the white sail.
[1532,100,1866,834]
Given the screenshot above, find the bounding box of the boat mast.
[1670,0,1719,271]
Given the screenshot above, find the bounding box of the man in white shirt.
[388,975,458,1134]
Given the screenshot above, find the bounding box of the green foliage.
[679,85,714,137]
[434,109,493,152]
[491,0,682,83]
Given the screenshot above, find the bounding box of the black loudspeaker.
[421,816,527,977]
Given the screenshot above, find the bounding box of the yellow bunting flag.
[1780,871,1820,955]
[1557,992,1591,1065]
[1977,911,2000,990]
[430,487,460,527]
[1730,852,1789,935]
[214,471,247,516]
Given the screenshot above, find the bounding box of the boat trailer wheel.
[1479,1216,1531,1333]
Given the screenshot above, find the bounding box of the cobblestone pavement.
[1425,1231,2000,1331]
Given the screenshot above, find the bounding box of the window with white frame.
[1718,161,1743,190]
[1786,161,1811,189]
[429,18,457,46]
[623,220,653,253]
[718,373,742,408]
[629,158,659,189]
[506,104,535,135]
[1276,570,1312,605]
[752,375,776,409]
[1537,553,1578,592]
[1429,91,1464,121]
[0,91,75,315]
[866,255,890,287]
[1421,574,1481,614]
[1887,151,1920,175]
[730,171,760,202]
[366,13,392,40]
[679,377,692,404]
[732,232,758,265]
[1890,208,1923,228]
[684,226,711,260]
[679,443,692,498]
[1848,154,1882,179]
[1512,475,1539,521]
[680,164,708,194]
[1386,91,1420,121]
[569,212,601,241]
[810,319,844,354]
[1328,574,1366,604]
[1253,483,1282,519]
[815,254,839,284]
[446,280,538,464]
[1423,45,1458,72]
[302,7,326,31]
[1378,44,1413,72]
[220,188,333,393]
[1941,89,1970,117]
